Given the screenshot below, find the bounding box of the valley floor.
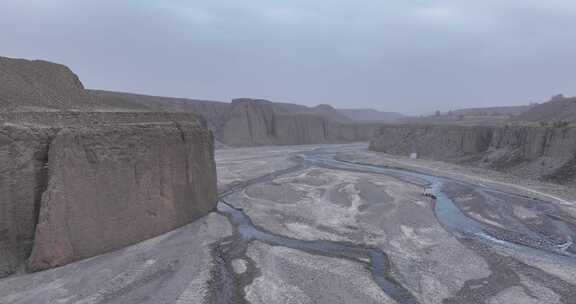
[2,144,576,304]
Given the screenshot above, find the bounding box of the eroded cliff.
[0,114,217,276]
[369,125,576,184]
[221,98,380,146]
[0,126,53,277]
[28,122,216,271]
[86,91,383,146]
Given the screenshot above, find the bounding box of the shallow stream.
[212,147,576,303]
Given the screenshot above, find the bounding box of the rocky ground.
[0,213,232,304]
[2,143,576,303]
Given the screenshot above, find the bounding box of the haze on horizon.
[1,0,575,115]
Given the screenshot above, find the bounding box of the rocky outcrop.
[310,104,353,122]
[0,111,204,128]
[88,90,231,134]
[88,92,381,146]
[27,122,216,271]
[221,98,277,146]
[0,56,219,276]
[485,126,576,182]
[0,56,100,111]
[0,116,217,276]
[369,125,494,160]
[370,125,576,183]
[221,99,380,146]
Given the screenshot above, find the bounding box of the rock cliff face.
[88,92,381,146]
[370,125,576,183]
[0,56,219,276]
[221,99,380,146]
[27,122,216,271]
[369,125,494,160]
[0,111,205,127]
[221,98,277,146]
[0,115,217,276]
[88,90,231,134]
[0,126,53,277]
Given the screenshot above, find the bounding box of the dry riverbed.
[1,143,575,304]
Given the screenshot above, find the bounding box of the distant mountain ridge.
[514,95,576,123]
[0,56,99,111]
[89,90,231,132]
[451,105,532,116]
[399,104,534,126]
[338,108,405,123]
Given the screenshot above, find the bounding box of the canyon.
[91,91,383,146]
[2,55,576,304]
[3,144,576,304]
[369,125,576,185]
[0,55,381,278]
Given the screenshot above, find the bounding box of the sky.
[1,1,576,114]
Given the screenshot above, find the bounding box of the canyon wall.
[369,125,576,184]
[1,55,379,275]
[0,56,218,277]
[221,98,381,146]
[28,122,216,271]
[0,111,205,127]
[89,90,231,134]
[0,114,217,276]
[0,126,53,277]
[88,92,383,147]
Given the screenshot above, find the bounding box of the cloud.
[142,1,220,25]
[410,3,498,31]
[414,6,459,20]
[259,7,318,24]
[175,8,219,24]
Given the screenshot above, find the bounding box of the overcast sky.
[1,0,575,114]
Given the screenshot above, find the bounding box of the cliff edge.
[0,56,218,277]
[0,56,99,111]
[221,98,380,146]
[27,122,216,271]
[369,125,576,184]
